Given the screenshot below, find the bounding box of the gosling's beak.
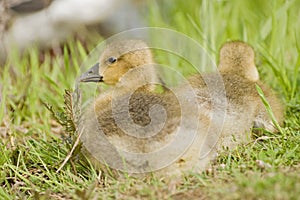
[79,63,103,82]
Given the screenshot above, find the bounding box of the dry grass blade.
[44,89,83,172]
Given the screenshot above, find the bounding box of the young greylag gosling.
[79,40,283,175]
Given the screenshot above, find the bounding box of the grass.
[1,0,300,199]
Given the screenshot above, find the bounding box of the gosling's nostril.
[79,62,101,82]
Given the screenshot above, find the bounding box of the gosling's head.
[80,40,155,85]
[218,41,259,82]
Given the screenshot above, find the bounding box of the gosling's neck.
[219,60,259,82]
[115,64,160,93]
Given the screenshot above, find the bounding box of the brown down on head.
[100,40,158,89]
[218,40,259,82]
[79,40,162,96]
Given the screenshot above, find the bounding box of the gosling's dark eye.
[108,57,117,64]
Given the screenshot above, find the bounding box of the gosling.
[78,40,283,176]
